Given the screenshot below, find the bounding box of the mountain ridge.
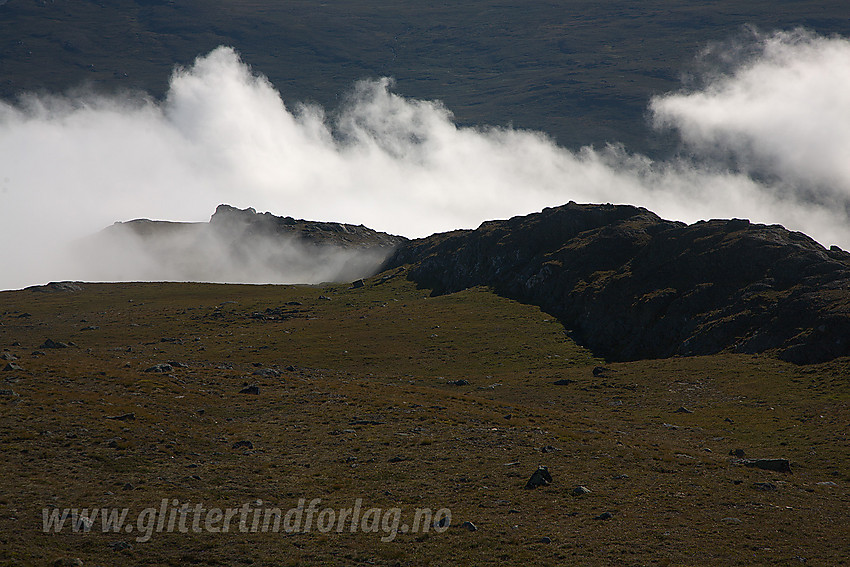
[383,202,850,364]
[81,204,405,284]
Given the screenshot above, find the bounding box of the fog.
[1,28,849,290]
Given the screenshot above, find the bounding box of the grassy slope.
[0,273,848,566]
[2,1,849,154]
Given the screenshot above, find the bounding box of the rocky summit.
[82,205,406,284]
[384,202,850,364]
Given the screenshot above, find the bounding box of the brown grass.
[0,271,848,566]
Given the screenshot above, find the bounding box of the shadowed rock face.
[384,202,850,364]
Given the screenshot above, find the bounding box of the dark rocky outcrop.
[384,202,850,364]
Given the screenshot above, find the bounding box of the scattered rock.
[753,482,777,491]
[0,352,16,361]
[525,465,552,489]
[572,485,592,496]
[52,559,84,567]
[594,512,614,520]
[168,361,189,369]
[721,517,742,524]
[106,413,135,421]
[460,521,477,532]
[144,363,173,373]
[252,368,281,378]
[541,445,559,453]
[817,481,839,487]
[239,385,260,395]
[388,456,406,463]
[675,406,693,414]
[122,483,134,491]
[450,379,469,386]
[318,295,332,301]
[553,379,574,385]
[539,536,552,544]
[351,279,365,289]
[0,389,18,397]
[109,541,132,552]
[80,326,99,331]
[27,281,82,293]
[40,339,69,349]
[2,363,22,371]
[729,449,746,457]
[593,366,613,377]
[231,440,254,450]
[738,458,792,473]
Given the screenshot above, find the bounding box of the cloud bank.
[1,29,849,289]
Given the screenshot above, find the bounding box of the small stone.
[525,465,552,489]
[594,512,613,520]
[0,388,18,397]
[460,521,477,532]
[252,368,281,378]
[817,481,838,487]
[541,445,559,453]
[144,363,173,373]
[752,482,777,491]
[592,366,610,377]
[2,363,22,371]
[239,385,260,395]
[52,559,84,567]
[351,279,365,289]
[741,458,792,473]
[553,379,574,385]
[109,541,132,552]
[231,440,254,450]
[675,406,693,414]
[572,485,591,496]
[721,517,742,524]
[539,536,552,544]
[0,352,16,361]
[122,483,134,491]
[388,456,406,463]
[106,413,135,421]
[729,449,746,457]
[451,379,469,386]
[40,339,69,349]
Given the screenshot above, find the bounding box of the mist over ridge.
[1,28,850,289]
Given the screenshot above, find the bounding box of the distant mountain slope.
[384,202,850,363]
[81,204,405,284]
[3,0,849,154]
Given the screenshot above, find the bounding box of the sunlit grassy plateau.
[1,271,847,565]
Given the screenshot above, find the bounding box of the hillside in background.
[2,0,849,155]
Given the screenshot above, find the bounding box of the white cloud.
[1,33,849,290]
[651,28,850,203]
